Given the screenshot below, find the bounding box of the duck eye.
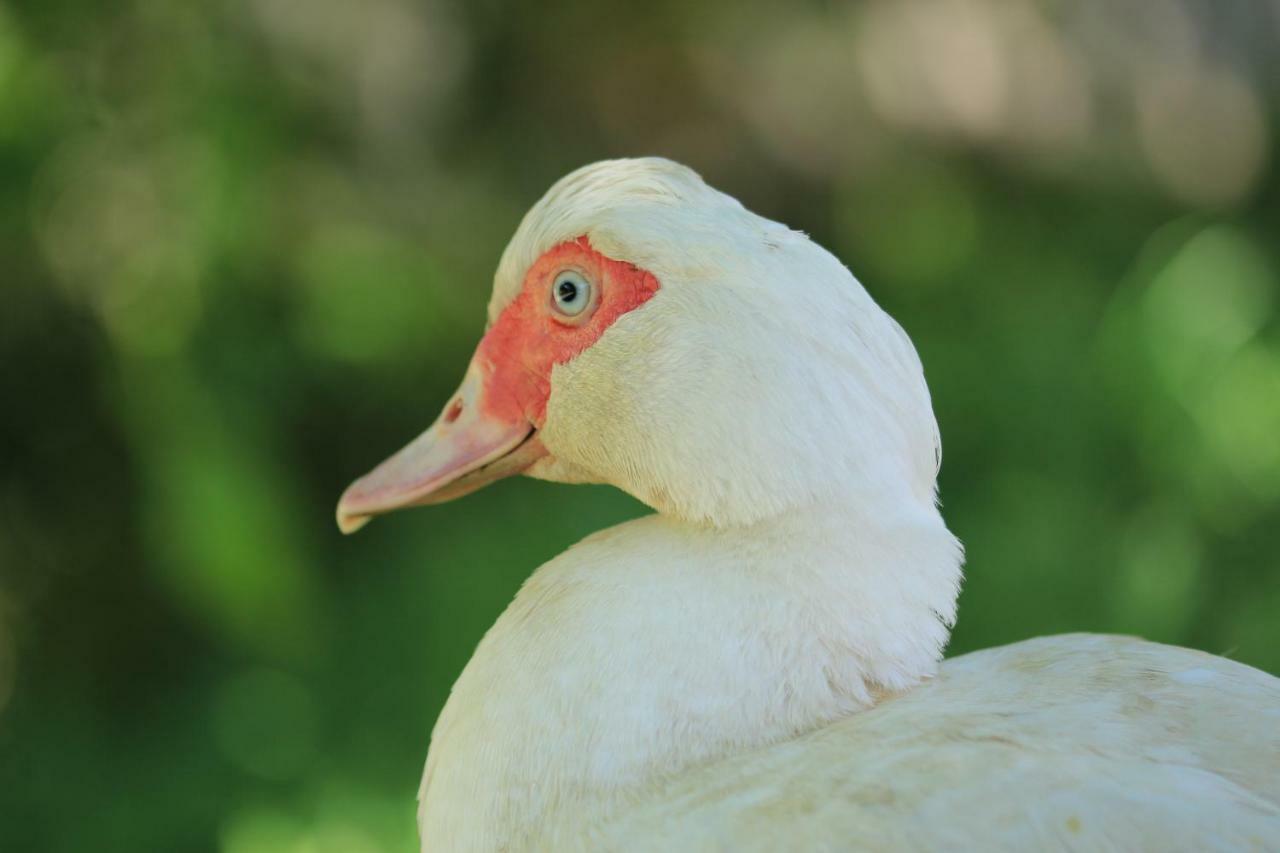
[550,270,593,318]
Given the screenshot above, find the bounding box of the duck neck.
[418,493,963,848]
[677,493,964,700]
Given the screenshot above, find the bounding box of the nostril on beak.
[443,399,463,424]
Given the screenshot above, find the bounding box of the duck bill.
[336,362,545,534]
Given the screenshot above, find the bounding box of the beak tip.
[336,488,373,535]
[337,510,371,535]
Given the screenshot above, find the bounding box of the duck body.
[335,158,1280,851]
[597,633,1280,852]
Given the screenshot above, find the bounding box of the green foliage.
[0,1,1277,850]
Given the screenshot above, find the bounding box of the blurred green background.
[2,0,1279,849]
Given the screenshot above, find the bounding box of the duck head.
[337,158,943,533]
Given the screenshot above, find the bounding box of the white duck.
[337,158,1280,851]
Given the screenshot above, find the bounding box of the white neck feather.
[418,493,961,849]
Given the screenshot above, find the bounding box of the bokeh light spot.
[1138,67,1268,208]
[1200,343,1280,500]
[220,808,307,853]
[1142,225,1274,395]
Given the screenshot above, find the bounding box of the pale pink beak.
[336,362,544,534]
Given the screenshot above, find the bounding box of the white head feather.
[493,157,943,528]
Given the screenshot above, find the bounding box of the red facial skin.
[472,236,661,428]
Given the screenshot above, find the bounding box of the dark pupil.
[557,279,579,302]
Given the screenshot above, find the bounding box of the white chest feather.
[418,505,961,850]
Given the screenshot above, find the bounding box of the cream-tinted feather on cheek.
[474,236,660,427]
